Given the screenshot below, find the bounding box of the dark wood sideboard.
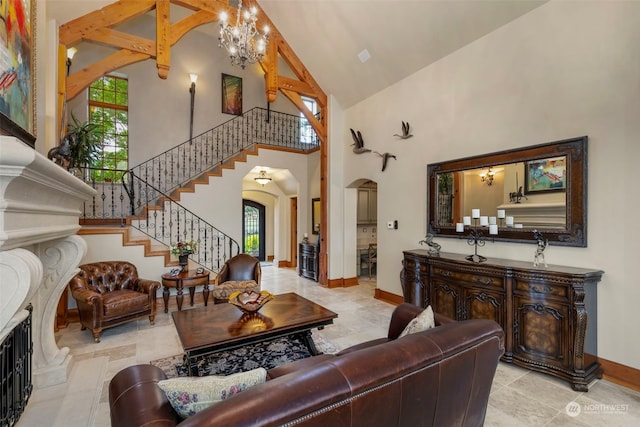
[299,242,319,281]
[401,250,603,391]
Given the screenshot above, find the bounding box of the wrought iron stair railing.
[129,107,320,197]
[125,172,240,273]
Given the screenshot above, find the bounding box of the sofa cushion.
[213,280,260,301]
[102,289,149,316]
[157,367,267,418]
[399,305,435,337]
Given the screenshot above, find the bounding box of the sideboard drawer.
[431,266,503,289]
[514,280,568,299]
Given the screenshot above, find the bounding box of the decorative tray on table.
[228,290,275,313]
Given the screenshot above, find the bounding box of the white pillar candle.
[497,209,506,219]
[456,223,464,232]
[304,233,308,238]
[506,216,514,226]
[489,224,498,235]
[489,216,497,225]
[515,223,523,229]
[480,216,489,226]
[471,209,480,219]
[463,216,471,226]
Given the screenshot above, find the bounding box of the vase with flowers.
[170,240,197,272]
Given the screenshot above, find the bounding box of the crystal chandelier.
[218,1,270,69]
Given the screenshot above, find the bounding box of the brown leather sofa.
[109,303,504,427]
[68,261,160,342]
[213,253,262,303]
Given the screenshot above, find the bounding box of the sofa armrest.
[109,364,180,427]
[136,278,160,294]
[387,303,424,340]
[215,263,230,285]
[69,287,101,305]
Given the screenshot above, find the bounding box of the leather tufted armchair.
[213,254,261,303]
[68,261,160,342]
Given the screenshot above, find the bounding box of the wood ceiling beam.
[281,89,326,143]
[83,28,155,56]
[263,33,278,103]
[59,0,157,46]
[278,76,317,99]
[171,10,217,44]
[156,0,171,78]
[66,50,150,100]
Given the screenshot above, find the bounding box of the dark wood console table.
[400,250,603,391]
[161,270,210,312]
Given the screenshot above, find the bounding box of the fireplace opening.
[1,304,33,427]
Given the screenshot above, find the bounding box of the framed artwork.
[0,0,36,147]
[524,156,566,194]
[221,73,242,115]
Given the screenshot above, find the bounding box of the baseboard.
[267,255,274,262]
[277,260,290,268]
[326,278,344,288]
[598,355,640,392]
[343,277,359,287]
[374,288,403,305]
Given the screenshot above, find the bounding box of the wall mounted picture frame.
[221,73,242,115]
[0,0,36,148]
[524,155,566,194]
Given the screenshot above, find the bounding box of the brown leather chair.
[213,254,261,303]
[68,261,160,342]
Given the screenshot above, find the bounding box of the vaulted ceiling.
[47,0,547,108]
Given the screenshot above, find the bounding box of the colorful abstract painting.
[1,0,35,146]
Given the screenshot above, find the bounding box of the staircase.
[79,107,319,274]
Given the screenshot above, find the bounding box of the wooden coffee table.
[171,292,338,375]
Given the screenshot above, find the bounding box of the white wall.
[335,1,640,369]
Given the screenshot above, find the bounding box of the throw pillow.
[158,367,267,418]
[399,305,435,338]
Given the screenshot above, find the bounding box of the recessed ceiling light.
[358,49,371,63]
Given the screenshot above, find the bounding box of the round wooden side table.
[161,270,210,313]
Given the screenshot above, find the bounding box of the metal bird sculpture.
[393,121,413,139]
[350,128,371,154]
[373,151,397,172]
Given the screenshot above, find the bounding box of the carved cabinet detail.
[298,242,319,282]
[401,250,603,391]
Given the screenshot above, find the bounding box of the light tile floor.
[17,266,640,426]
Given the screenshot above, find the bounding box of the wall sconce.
[189,73,197,142]
[479,167,495,186]
[254,170,272,186]
[66,47,77,76]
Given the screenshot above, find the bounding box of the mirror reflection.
[436,159,567,230]
[427,136,587,247]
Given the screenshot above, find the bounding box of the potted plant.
[49,113,103,175]
[170,240,198,272]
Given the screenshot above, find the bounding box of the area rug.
[150,333,337,378]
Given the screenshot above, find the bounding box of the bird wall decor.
[350,128,371,154]
[373,151,397,172]
[393,121,413,139]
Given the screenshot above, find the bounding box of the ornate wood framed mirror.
[427,136,587,247]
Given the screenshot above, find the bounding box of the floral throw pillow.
[158,367,267,418]
[399,305,435,338]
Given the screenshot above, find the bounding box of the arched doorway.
[243,199,266,261]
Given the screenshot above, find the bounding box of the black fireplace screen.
[1,304,33,427]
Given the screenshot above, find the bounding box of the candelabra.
[456,208,498,263]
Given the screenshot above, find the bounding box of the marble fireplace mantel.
[0,136,96,388]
